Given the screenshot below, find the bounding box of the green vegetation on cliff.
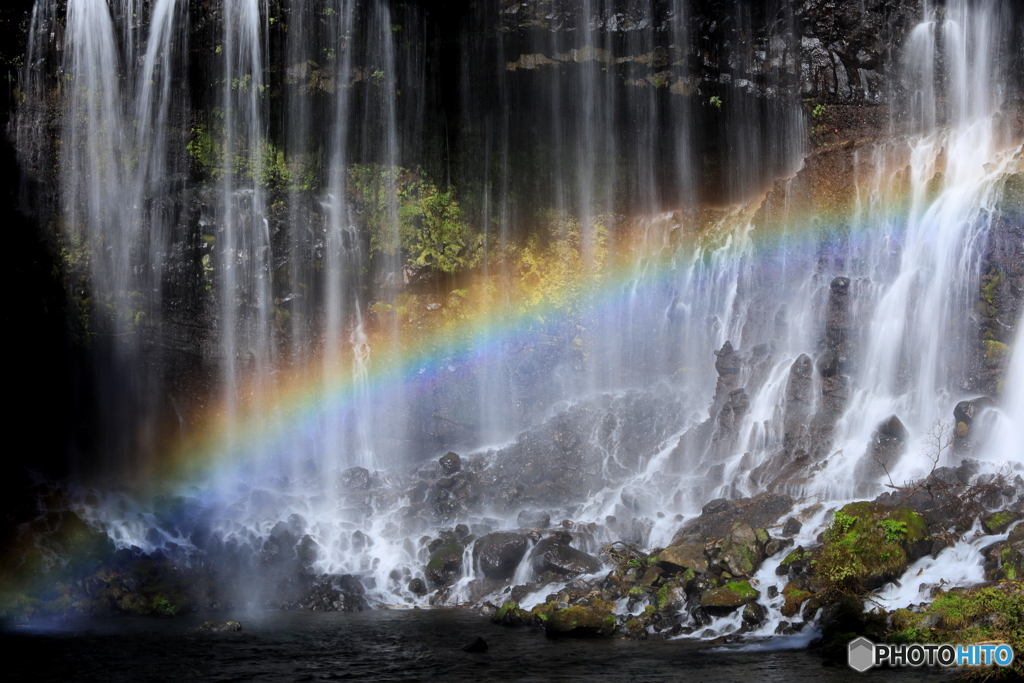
[888,581,1024,681]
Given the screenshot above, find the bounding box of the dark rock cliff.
[3,0,1023,478]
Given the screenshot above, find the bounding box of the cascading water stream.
[218,0,271,437]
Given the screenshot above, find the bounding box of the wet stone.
[439,452,462,475]
[531,536,601,577]
[462,637,488,653]
[339,466,371,491]
[658,540,709,574]
[473,532,530,580]
[196,620,242,633]
[517,509,551,529]
[782,517,802,537]
[765,537,793,557]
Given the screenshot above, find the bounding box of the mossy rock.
[530,601,557,623]
[655,580,686,613]
[781,581,814,618]
[815,502,928,594]
[718,522,765,576]
[544,604,617,637]
[624,617,647,638]
[778,546,811,576]
[991,536,1024,581]
[492,599,532,626]
[782,548,809,565]
[657,540,709,574]
[982,510,1021,535]
[425,542,464,587]
[719,542,760,576]
[883,581,1024,680]
[638,565,664,586]
[699,580,759,612]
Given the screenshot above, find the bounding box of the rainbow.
[154,146,918,491]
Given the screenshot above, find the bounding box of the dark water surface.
[3,609,954,682]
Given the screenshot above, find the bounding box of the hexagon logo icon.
[848,636,876,672]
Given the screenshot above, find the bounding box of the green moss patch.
[492,599,532,626]
[983,510,1020,535]
[781,547,810,566]
[815,503,928,595]
[545,604,617,637]
[885,581,1024,680]
[700,580,759,610]
[781,583,813,618]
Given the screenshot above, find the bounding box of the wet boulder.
[673,492,794,543]
[425,542,465,587]
[783,354,814,458]
[338,466,371,491]
[543,603,617,637]
[657,537,710,574]
[824,276,852,349]
[815,502,929,592]
[765,537,794,558]
[531,534,602,577]
[491,599,532,626]
[702,498,730,515]
[817,594,866,646]
[982,509,1020,535]
[296,534,319,567]
[781,517,802,537]
[304,574,368,612]
[781,580,815,618]
[856,415,908,489]
[714,341,743,402]
[698,580,760,614]
[473,532,530,580]
[954,396,995,425]
[510,584,535,602]
[952,397,995,454]
[742,601,767,628]
[776,546,811,577]
[985,528,1024,581]
[264,522,298,564]
[462,637,488,653]
[463,577,510,603]
[517,509,551,529]
[439,452,462,475]
[638,564,664,587]
[654,580,687,613]
[717,522,766,576]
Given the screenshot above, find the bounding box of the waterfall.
[10,0,1023,627]
[22,0,189,468]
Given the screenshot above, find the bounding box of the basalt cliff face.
[5,0,1023,470]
